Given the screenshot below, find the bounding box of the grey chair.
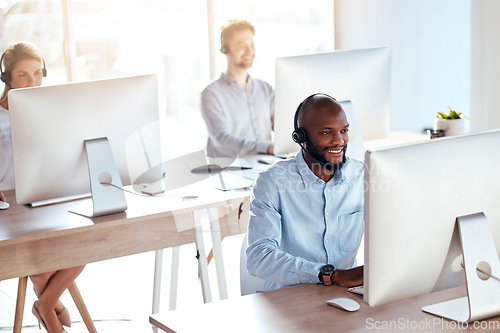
[239,234,267,295]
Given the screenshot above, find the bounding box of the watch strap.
[320,264,336,286]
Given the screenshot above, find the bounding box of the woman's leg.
[32,265,85,333]
[30,271,64,313]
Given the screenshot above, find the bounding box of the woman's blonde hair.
[0,42,45,104]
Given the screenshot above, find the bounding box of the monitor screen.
[274,47,391,157]
[9,74,161,205]
[364,130,500,306]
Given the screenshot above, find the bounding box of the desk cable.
[101,182,200,201]
[101,182,175,198]
[461,261,500,282]
[476,267,500,283]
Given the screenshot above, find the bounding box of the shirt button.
[326,240,329,244]
[326,213,329,216]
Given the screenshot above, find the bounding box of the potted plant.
[433,107,467,136]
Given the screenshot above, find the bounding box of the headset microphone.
[299,141,339,172]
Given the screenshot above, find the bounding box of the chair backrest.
[240,233,267,296]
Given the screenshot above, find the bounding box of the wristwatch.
[319,264,336,286]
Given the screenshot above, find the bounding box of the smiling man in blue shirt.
[246,93,364,291]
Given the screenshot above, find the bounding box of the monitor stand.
[69,137,127,218]
[422,212,500,323]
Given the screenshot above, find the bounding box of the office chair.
[239,234,267,295]
[13,277,96,333]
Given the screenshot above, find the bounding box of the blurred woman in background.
[0,42,85,333]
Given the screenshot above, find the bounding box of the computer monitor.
[364,130,500,311]
[9,74,161,216]
[274,47,391,157]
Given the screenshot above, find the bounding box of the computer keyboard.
[347,285,364,295]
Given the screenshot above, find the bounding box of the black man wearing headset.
[246,93,364,291]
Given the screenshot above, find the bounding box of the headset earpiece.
[42,58,47,77]
[220,45,229,54]
[292,127,306,144]
[0,51,6,83]
[292,102,307,144]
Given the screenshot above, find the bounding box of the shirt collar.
[220,72,253,88]
[220,72,233,84]
[294,149,346,185]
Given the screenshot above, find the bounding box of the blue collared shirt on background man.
[246,151,364,291]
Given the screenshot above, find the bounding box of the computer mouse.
[326,297,360,312]
[0,201,10,210]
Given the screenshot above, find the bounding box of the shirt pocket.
[338,211,364,253]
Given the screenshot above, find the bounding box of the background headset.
[0,51,47,84]
[220,44,229,54]
[220,31,229,54]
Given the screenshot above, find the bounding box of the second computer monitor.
[274,47,391,156]
[9,74,161,206]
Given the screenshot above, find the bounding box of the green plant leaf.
[437,112,448,119]
[436,107,462,119]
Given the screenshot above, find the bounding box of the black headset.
[0,51,47,84]
[292,93,337,145]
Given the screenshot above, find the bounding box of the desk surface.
[150,284,500,332]
[0,181,250,280]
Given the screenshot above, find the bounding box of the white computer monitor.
[9,74,161,216]
[274,47,391,157]
[364,130,500,311]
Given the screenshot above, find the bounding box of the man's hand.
[266,144,274,155]
[0,191,5,202]
[332,265,363,287]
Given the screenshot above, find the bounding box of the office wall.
[334,0,471,134]
[470,0,500,133]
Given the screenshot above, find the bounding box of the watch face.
[322,264,335,274]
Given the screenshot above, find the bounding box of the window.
[210,0,334,85]
[1,0,334,154]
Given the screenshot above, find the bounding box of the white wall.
[470,0,500,133]
[334,0,471,133]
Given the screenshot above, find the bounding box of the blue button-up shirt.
[246,151,364,291]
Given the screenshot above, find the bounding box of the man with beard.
[201,19,274,156]
[246,93,364,291]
